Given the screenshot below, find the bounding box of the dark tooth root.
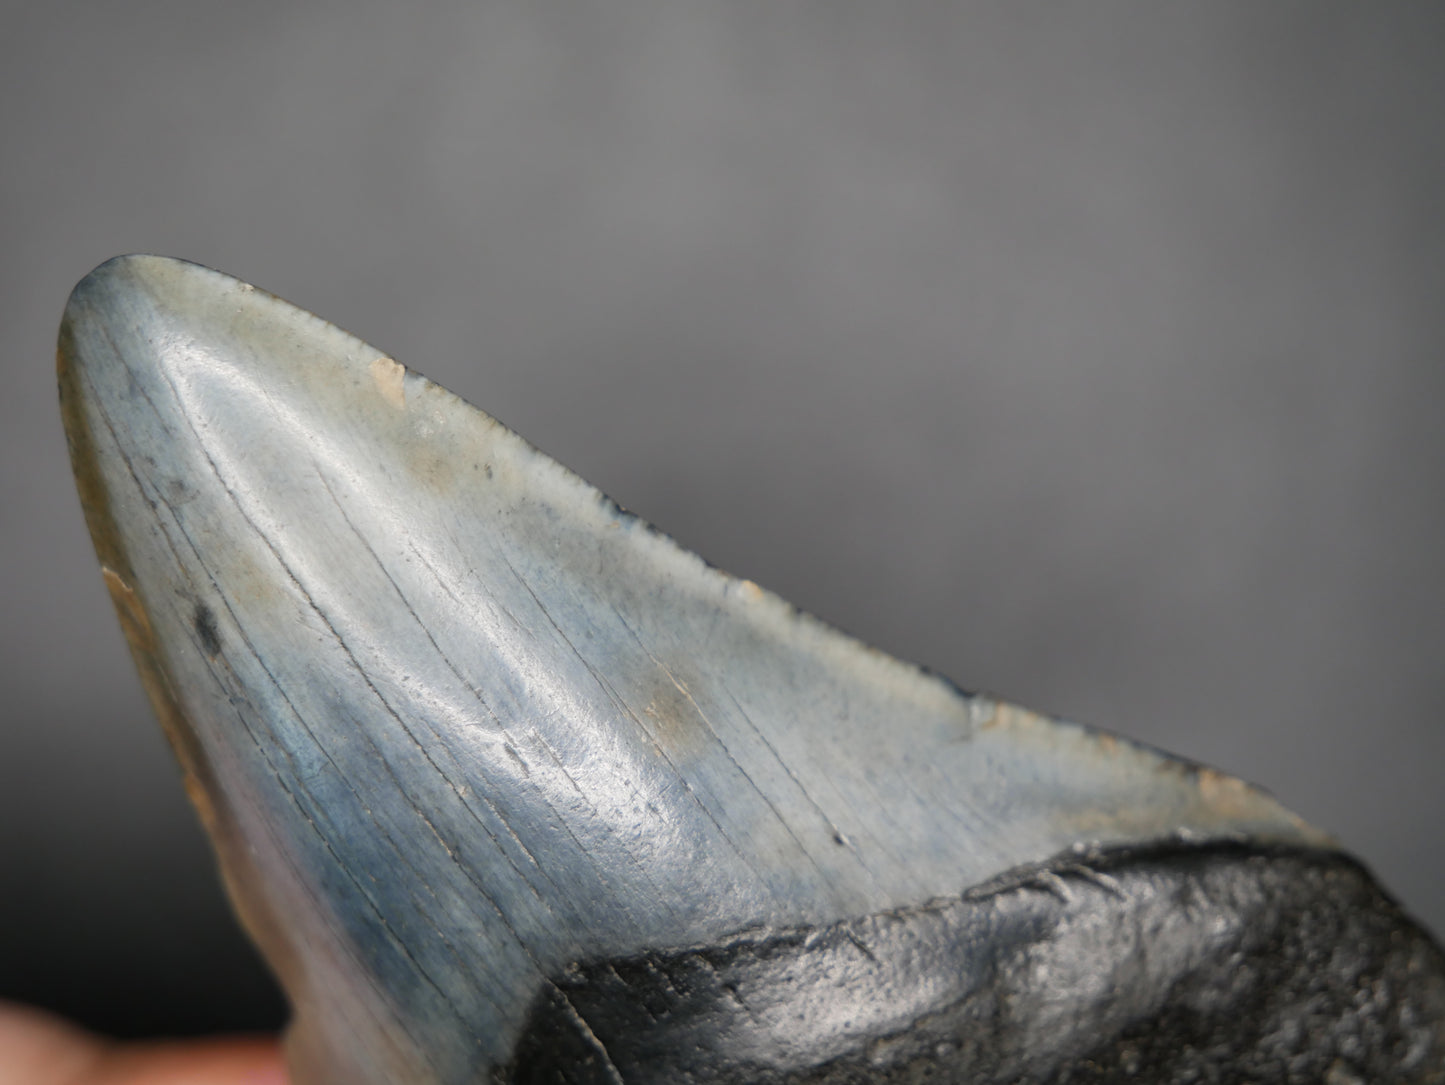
[60,255,1445,1084]
[500,842,1445,1084]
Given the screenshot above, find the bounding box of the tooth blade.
[61,256,1396,1083]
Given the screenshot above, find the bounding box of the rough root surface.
[497,842,1445,1084]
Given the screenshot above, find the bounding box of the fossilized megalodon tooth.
[60,255,1443,1083]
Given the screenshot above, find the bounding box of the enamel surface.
[60,256,1330,1083]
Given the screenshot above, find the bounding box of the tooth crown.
[59,256,1438,1084]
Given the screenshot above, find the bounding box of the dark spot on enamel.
[194,602,222,657]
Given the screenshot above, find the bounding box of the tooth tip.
[63,252,188,324]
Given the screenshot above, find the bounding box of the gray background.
[2,2,1441,1037]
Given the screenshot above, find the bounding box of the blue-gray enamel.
[60,256,1357,1083]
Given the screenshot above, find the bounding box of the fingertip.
[0,1000,107,1085]
[90,1035,289,1085]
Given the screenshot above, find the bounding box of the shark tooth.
[60,255,1444,1083]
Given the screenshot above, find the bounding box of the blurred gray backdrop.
[2,1,1442,1038]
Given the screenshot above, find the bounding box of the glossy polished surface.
[61,256,1347,1083]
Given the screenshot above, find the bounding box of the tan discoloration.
[370,356,406,409]
[737,580,765,601]
[101,566,144,631]
[1196,766,1251,805]
[976,700,1034,731]
[1192,765,1321,837]
[639,662,714,759]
